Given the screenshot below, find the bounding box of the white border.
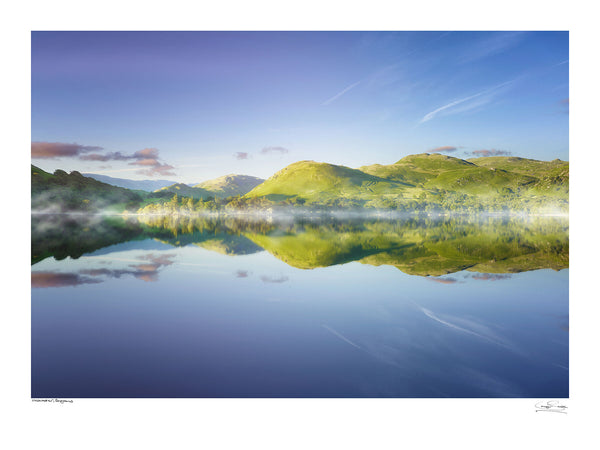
[5,1,598,448]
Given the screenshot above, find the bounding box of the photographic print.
[31,31,568,398]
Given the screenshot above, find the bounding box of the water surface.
[31,214,568,398]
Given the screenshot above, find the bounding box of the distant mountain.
[154,183,215,200]
[194,174,264,198]
[83,173,181,191]
[32,165,143,212]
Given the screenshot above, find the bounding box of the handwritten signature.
[535,400,567,414]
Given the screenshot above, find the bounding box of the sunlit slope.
[154,183,214,200]
[467,156,569,197]
[362,153,538,195]
[243,153,568,207]
[467,156,568,176]
[360,153,476,184]
[243,160,409,203]
[194,174,264,198]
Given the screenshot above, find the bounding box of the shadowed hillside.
[32,165,144,212]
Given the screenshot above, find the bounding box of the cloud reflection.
[82,253,177,283]
[260,275,289,284]
[32,253,178,289]
[428,277,458,284]
[470,273,512,281]
[32,271,102,288]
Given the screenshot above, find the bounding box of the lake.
[31,213,568,398]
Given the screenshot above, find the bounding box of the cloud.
[468,149,512,157]
[322,80,361,106]
[260,275,289,284]
[234,152,250,160]
[31,271,102,288]
[429,146,457,153]
[32,142,177,177]
[419,80,514,125]
[460,32,526,63]
[560,98,569,114]
[79,151,134,161]
[261,146,289,155]
[127,148,176,176]
[31,142,103,159]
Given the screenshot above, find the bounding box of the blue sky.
[31,31,569,183]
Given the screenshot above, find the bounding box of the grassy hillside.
[244,153,568,212]
[34,152,568,215]
[244,160,409,205]
[194,174,264,198]
[32,165,143,212]
[466,156,568,176]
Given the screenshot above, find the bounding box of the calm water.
[31,214,569,398]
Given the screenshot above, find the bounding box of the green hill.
[466,156,568,176]
[244,160,410,205]
[31,165,143,212]
[194,174,264,198]
[154,183,214,200]
[244,153,568,212]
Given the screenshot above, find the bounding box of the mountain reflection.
[32,214,568,277]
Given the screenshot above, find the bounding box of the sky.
[31,31,569,183]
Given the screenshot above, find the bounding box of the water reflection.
[31,213,569,397]
[32,213,568,277]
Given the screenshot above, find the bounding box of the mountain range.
[242,153,568,210]
[34,153,569,213]
[82,173,183,191]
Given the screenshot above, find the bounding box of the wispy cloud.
[468,149,512,157]
[234,152,250,160]
[460,32,526,63]
[429,146,457,153]
[419,80,514,125]
[31,142,103,159]
[79,151,133,161]
[32,142,176,177]
[261,146,289,155]
[322,81,361,106]
[127,148,176,176]
[559,98,569,114]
